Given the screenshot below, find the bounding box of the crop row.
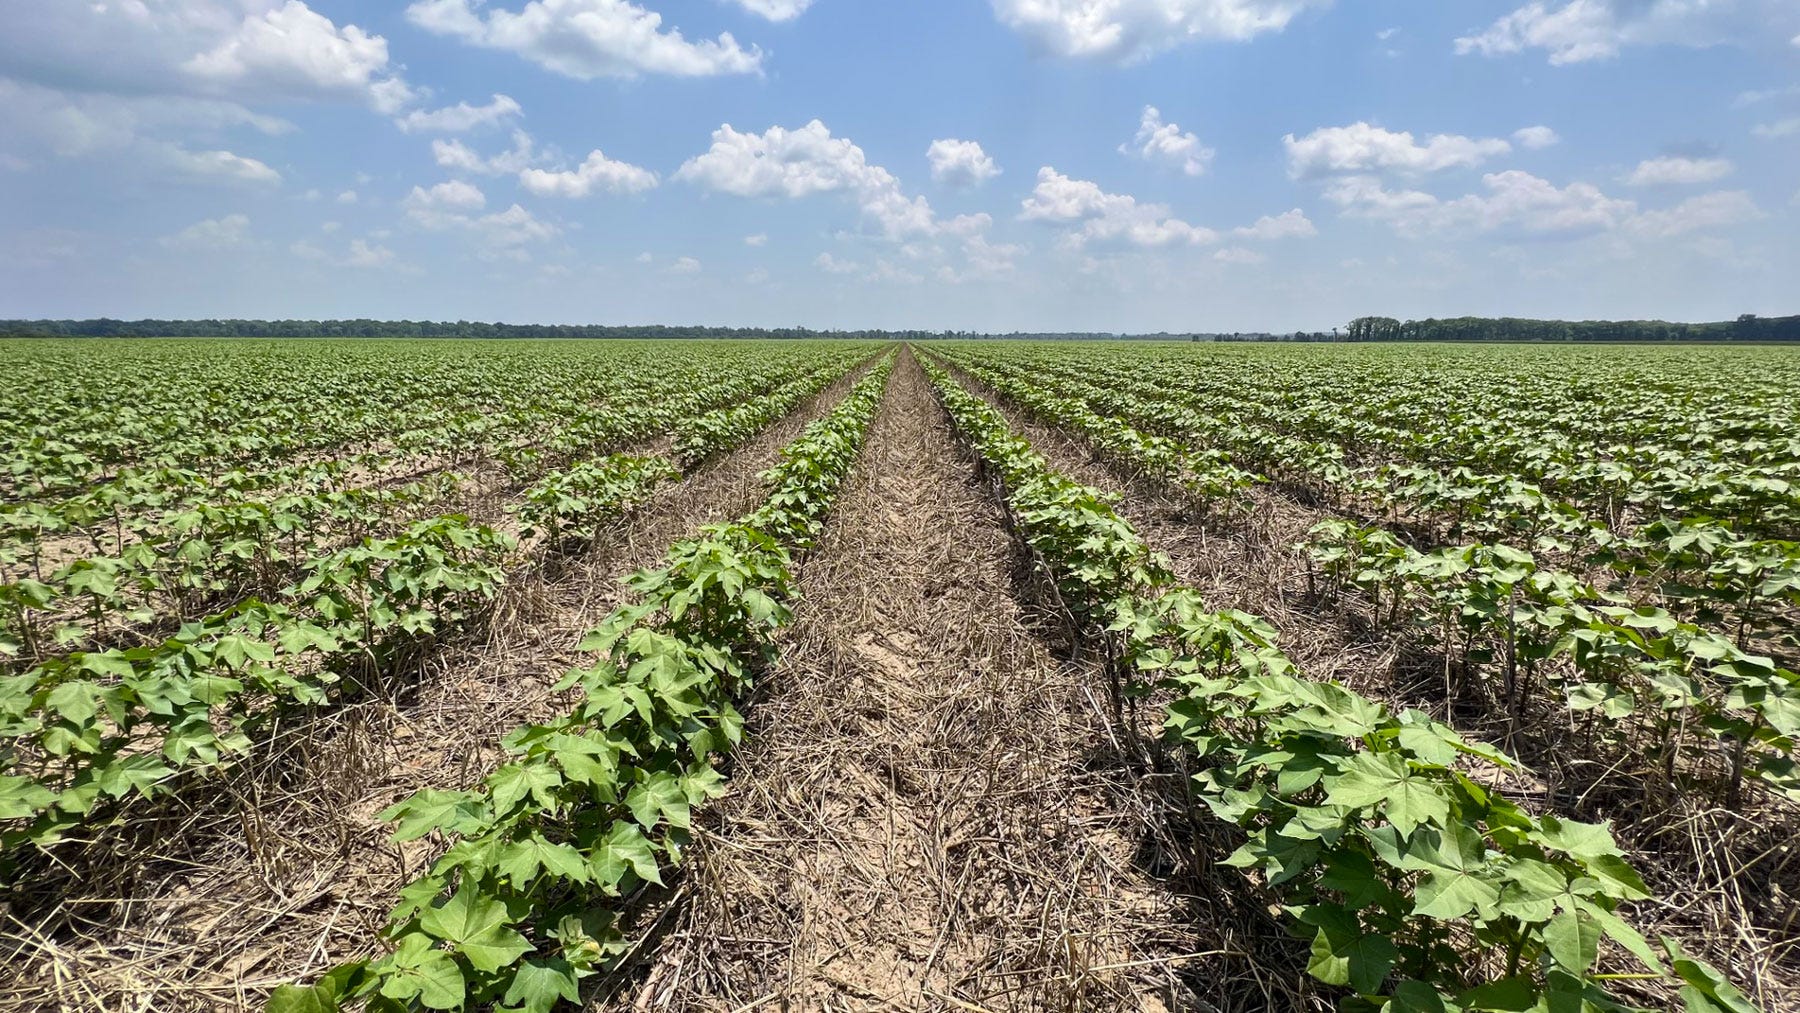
[270,354,895,1012]
[0,351,874,869]
[0,350,868,669]
[920,355,1755,1013]
[934,346,1800,662]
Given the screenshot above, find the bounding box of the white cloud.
[636,251,655,263]
[519,149,658,197]
[744,233,769,246]
[405,180,488,219]
[927,139,1002,187]
[405,0,763,79]
[433,131,544,175]
[991,0,1331,63]
[725,0,815,20]
[815,252,860,274]
[1733,85,1800,107]
[1213,246,1266,264]
[1121,106,1214,176]
[1628,190,1763,237]
[1285,122,1512,179]
[344,238,398,267]
[668,255,702,274]
[161,213,253,250]
[184,1,417,112]
[1752,118,1800,139]
[1232,208,1316,240]
[158,145,282,184]
[1455,0,1800,65]
[1325,170,1636,238]
[1512,125,1561,149]
[292,236,399,269]
[401,180,556,252]
[1623,156,1733,186]
[397,94,523,133]
[337,190,359,204]
[1323,172,1761,243]
[1020,167,1217,248]
[677,120,941,240]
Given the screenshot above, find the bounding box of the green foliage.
[274,355,894,1012]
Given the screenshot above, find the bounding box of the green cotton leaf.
[1318,848,1389,909]
[380,789,490,842]
[0,775,56,819]
[1575,899,1664,973]
[1324,751,1451,836]
[495,834,590,887]
[486,762,563,815]
[266,962,371,1013]
[1454,976,1538,1011]
[1581,853,1653,902]
[1388,979,1451,1013]
[1305,920,1397,994]
[1403,823,1502,921]
[379,936,466,1011]
[1543,909,1600,974]
[1531,815,1623,862]
[1494,857,1573,922]
[93,754,172,800]
[589,821,663,893]
[418,886,534,974]
[46,680,101,723]
[1665,939,1761,1013]
[500,959,581,1013]
[625,771,691,832]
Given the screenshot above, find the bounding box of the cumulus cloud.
[724,0,815,20]
[1213,246,1266,264]
[405,180,488,219]
[677,120,942,240]
[668,255,702,273]
[184,1,417,112]
[814,252,860,274]
[1752,118,1800,139]
[1455,0,1800,65]
[927,139,1002,187]
[397,94,523,133]
[1323,171,1637,237]
[1285,122,1512,179]
[1622,155,1733,186]
[1020,167,1217,248]
[161,213,253,250]
[1232,208,1316,240]
[402,179,560,253]
[1323,169,1761,242]
[292,236,400,269]
[405,0,763,79]
[1627,190,1763,236]
[520,149,658,197]
[157,144,283,184]
[1121,106,1214,176]
[991,0,1331,63]
[433,131,545,175]
[1512,125,1561,149]
[744,233,769,246]
[0,3,410,184]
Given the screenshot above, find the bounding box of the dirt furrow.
[0,367,876,1013]
[617,350,1217,1012]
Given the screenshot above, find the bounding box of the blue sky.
[1,0,1796,332]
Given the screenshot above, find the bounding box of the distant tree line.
[0,319,932,341]
[1342,314,1800,343]
[2,314,1796,343]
